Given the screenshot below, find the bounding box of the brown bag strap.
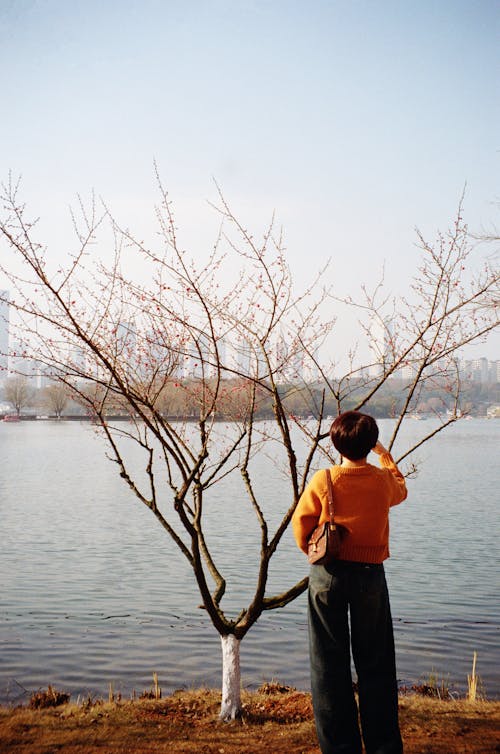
[325,469,335,526]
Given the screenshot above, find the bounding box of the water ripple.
[0,419,499,702]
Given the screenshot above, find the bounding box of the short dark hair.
[329,411,379,461]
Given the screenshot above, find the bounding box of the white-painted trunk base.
[219,634,241,721]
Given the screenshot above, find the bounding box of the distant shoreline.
[2,413,499,423]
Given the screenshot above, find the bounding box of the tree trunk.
[219,633,241,721]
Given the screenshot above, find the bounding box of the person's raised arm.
[372,442,407,504]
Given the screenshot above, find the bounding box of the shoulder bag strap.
[324,469,336,529]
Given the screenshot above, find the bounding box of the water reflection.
[0,419,498,703]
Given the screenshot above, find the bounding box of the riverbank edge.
[1,686,499,754]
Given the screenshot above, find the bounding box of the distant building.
[0,290,9,375]
[303,348,320,384]
[273,332,303,382]
[116,321,137,360]
[70,346,88,376]
[284,349,304,383]
[181,332,218,379]
[224,337,250,378]
[461,358,499,384]
[368,317,394,377]
[7,341,50,388]
[112,320,138,378]
[8,339,29,376]
[489,360,500,383]
[392,363,417,382]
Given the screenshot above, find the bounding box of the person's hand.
[372,441,388,455]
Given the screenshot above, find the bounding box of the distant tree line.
[1,376,69,418]
[2,374,499,419]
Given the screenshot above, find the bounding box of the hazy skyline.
[0,0,498,361]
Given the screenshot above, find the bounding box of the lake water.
[0,418,498,704]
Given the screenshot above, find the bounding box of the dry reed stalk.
[467,651,478,702]
[153,672,161,700]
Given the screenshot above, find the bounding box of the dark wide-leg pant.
[308,561,403,754]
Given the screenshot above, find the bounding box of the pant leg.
[348,564,403,754]
[308,563,362,754]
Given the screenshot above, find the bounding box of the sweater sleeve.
[378,452,407,506]
[292,471,325,554]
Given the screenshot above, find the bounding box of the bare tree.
[0,174,498,718]
[3,375,34,417]
[43,382,69,418]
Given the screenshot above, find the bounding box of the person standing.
[292,411,407,754]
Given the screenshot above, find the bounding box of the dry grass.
[467,651,480,703]
[0,686,499,754]
[28,685,71,710]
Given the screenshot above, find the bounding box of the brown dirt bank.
[0,687,498,753]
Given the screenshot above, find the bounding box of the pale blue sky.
[0,0,498,357]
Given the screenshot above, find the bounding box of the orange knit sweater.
[292,453,407,564]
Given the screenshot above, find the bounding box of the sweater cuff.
[378,452,396,468]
